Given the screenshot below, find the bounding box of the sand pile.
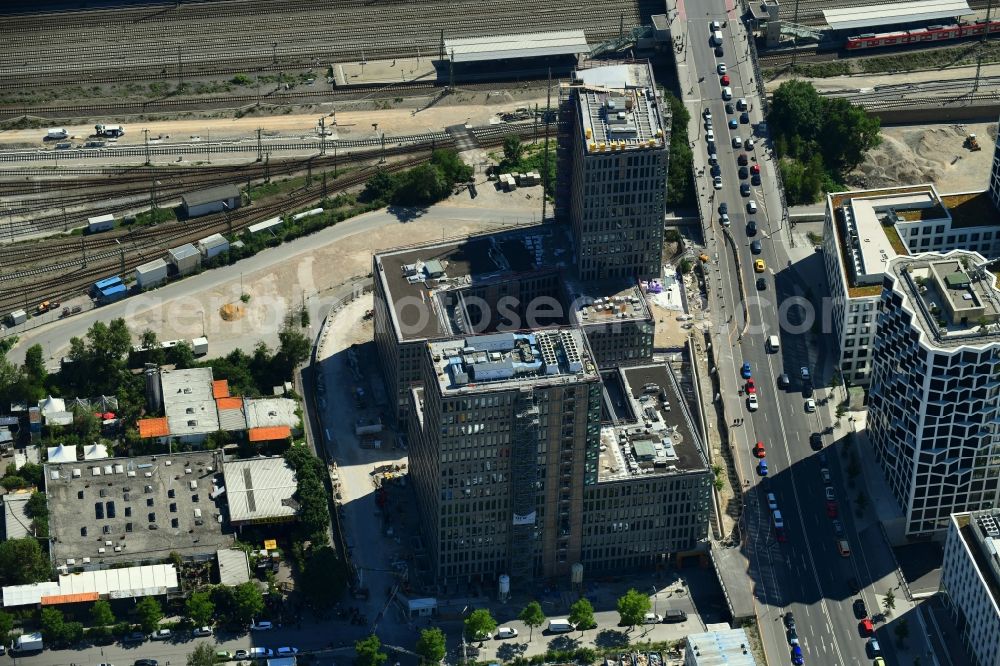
[219,303,246,321]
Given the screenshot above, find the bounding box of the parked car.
[276,648,299,656]
[853,598,868,619]
[778,373,790,389]
[860,618,874,635]
[742,362,752,378]
[643,612,663,624]
[123,632,146,644]
[747,219,757,235]
[748,394,759,411]
[757,459,768,475]
[810,433,823,450]
[193,627,213,637]
[233,651,250,660]
[766,492,778,510]
[150,629,172,641]
[134,661,158,666]
[496,627,518,639]
[250,620,273,631]
[832,519,845,537]
[663,609,687,623]
[717,63,727,74]
[751,240,762,255]
[713,176,723,190]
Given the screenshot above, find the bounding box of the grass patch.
[881,222,909,255]
[779,60,853,78]
[132,207,176,227]
[807,231,823,246]
[248,168,354,201]
[943,190,1000,229]
[500,141,556,200]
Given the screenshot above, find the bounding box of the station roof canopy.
[444,30,589,63]
[824,0,972,31]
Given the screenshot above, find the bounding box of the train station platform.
[332,56,437,88]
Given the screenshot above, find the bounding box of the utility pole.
[256,128,263,162]
[541,68,552,223]
[81,236,87,268]
[439,29,445,60]
[322,170,328,199]
[264,152,270,182]
[334,142,338,177]
[62,206,68,232]
[792,0,800,66]
[116,239,124,276]
[533,103,539,144]
[223,201,232,235]
[619,13,624,39]
[380,133,386,164]
[448,49,455,92]
[206,130,211,164]
[319,117,326,155]
[177,46,183,87]
[143,128,150,165]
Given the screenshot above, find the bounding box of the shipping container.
[192,337,209,356]
[135,258,169,289]
[93,275,122,295]
[167,243,201,276]
[100,284,127,303]
[87,213,115,233]
[196,233,230,260]
[7,309,27,326]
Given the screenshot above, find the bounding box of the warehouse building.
[222,456,299,529]
[168,243,202,276]
[87,214,115,234]
[867,251,1000,537]
[135,258,169,290]
[44,450,232,566]
[181,184,241,218]
[684,627,758,666]
[161,367,220,443]
[941,510,1000,666]
[440,30,588,82]
[2,564,179,608]
[197,233,230,260]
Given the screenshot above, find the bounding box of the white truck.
[14,632,43,652]
[94,124,125,138]
[45,128,68,141]
[547,618,575,634]
[767,335,780,352]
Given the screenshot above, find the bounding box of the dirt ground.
[0,91,550,148]
[847,121,997,192]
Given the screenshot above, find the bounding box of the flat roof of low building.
[168,243,200,262]
[216,548,251,586]
[573,63,667,152]
[685,627,758,665]
[374,224,575,342]
[222,456,298,525]
[2,564,179,607]
[3,492,33,540]
[45,451,232,566]
[444,30,588,63]
[428,329,599,394]
[244,397,298,430]
[136,258,168,274]
[161,367,219,437]
[182,184,241,208]
[197,233,229,249]
[597,363,708,481]
[824,0,972,31]
[564,279,652,325]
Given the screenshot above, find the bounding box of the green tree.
[883,588,896,613]
[518,601,545,640]
[62,621,84,645]
[503,135,524,164]
[0,537,51,585]
[819,97,882,171]
[464,608,497,642]
[414,627,447,665]
[894,617,909,646]
[169,340,197,370]
[187,643,217,666]
[769,80,825,156]
[616,588,651,631]
[301,547,347,609]
[665,92,694,207]
[22,491,47,536]
[0,611,13,643]
[679,258,693,274]
[135,596,163,633]
[431,149,473,183]
[355,634,387,666]
[362,169,398,203]
[39,607,65,643]
[231,581,265,626]
[275,325,311,379]
[569,597,595,632]
[139,329,166,367]
[392,163,450,207]
[185,591,215,626]
[90,599,115,627]
[23,344,46,386]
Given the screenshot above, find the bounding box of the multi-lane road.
[680,2,927,664]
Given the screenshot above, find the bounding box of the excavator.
[964,133,982,151]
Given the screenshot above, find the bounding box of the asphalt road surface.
[683,2,915,664]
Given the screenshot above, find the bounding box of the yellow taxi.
[754,259,766,273]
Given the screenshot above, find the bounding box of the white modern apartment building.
[566,62,668,281]
[867,251,1000,536]
[942,510,1000,666]
[823,185,1000,385]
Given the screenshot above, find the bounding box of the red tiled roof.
[137,417,169,438]
[248,426,291,442]
[41,592,99,605]
[216,397,243,410]
[212,380,230,399]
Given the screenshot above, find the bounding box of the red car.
[860,618,873,635]
[750,164,761,175]
[720,74,730,86]
[746,379,756,394]
[754,441,766,458]
[826,501,839,518]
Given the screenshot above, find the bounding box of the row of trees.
[363,149,473,207]
[768,80,882,204]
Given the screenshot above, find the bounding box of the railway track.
[757,49,840,67]
[0,122,537,313]
[0,0,656,90]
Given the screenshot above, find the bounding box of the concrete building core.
[565,63,669,281]
[868,251,1000,537]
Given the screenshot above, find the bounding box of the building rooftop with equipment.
[574,63,666,153]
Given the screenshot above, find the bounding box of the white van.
[548,618,575,633]
[772,510,784,528]
[767,335,780,352]
[712,30,724,46]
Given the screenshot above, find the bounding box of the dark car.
[751,173,761,186]
[756,277,767,291]
[738,166,749,180]
[848,577,861,594]
[715,46,724,57]
[747,219,757,236]
[725,102,735,114]
[853,598,868,619]
[663,609,688,623]
[810,433,823,450]
[738,152,748,165]
[784,612,796,629]
[711,164,721,177]
[719,202,728,215]
[778,373,790,389]
[740,183,751,197]
[728,118,738,129]
[135,660,158,666]
[750,240,762,254]
[124,632,146,644]
[740,111,750,124]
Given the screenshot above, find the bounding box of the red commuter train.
[846,17,1000,50]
